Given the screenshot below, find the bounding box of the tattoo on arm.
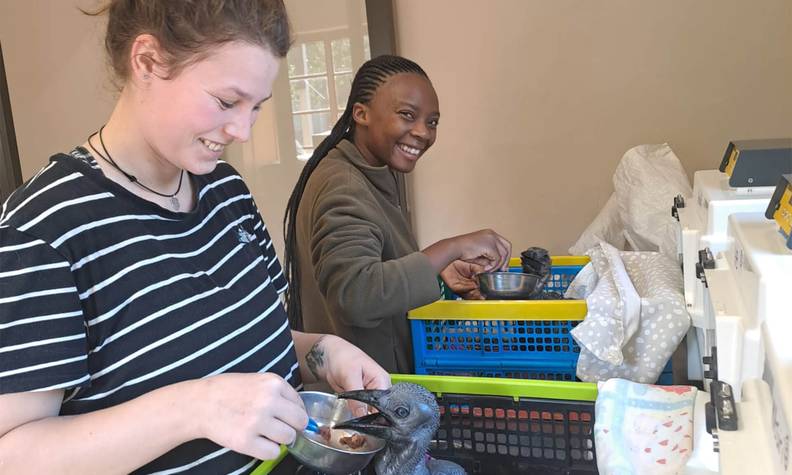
[305,337,326,381]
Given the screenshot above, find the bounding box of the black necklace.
[87,126,185,210]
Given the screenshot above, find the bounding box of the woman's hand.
[449,229,511,272]
[440,260,485,299]
[195,372,308,461]
[305,335,391,393]
[423,228,511,276]
[303,335,390,416]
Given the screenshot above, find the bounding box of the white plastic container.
[676,170,774,330]
[692,212,792,473]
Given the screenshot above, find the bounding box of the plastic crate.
[410,300,587,381]
[657,363,674,384]
[422,361,674,384]
[413,256,675,383]
[392,374,599,474]
[252,375,599,475]
[251,446,287,475]
[412,256,589,381]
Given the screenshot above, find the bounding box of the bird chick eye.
[394,406,410,418]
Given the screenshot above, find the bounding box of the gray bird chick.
[335,382,466,475]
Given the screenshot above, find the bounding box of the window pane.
[290,78,329,112]
[304,41,327,75]
[363,34,371,60]
[289,79,307,112]
[335,73,352,107]
[287,46,302,77]
[293,112,331,161]
[311,112,332,143]
[331,38,352,73]
[307,77,329,110]
[292,115,311,160]
[287,41,327,77]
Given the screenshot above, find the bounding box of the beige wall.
[394,0,792,254]
[0,1,114,180]
[3,1,792,257]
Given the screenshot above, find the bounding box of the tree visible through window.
[287,33,370,161]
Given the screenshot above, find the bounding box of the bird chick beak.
[338,388,387,406]
[335,389,394,440]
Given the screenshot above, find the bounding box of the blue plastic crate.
[657,362,674,384]
[411,317,583,379]
[412,261,588,380]
[412,258,676,384]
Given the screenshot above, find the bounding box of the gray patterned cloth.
[570,242,690,383]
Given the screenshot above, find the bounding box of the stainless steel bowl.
[478,271,543,299]
[288,391,385,475]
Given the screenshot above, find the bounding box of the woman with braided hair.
[284,55,512,373]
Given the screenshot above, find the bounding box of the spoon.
[304,417,321,434]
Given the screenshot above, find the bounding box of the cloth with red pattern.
[594,378,697,475]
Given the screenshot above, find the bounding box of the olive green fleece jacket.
[296,139,441,373]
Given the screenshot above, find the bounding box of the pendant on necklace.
[170,196,180,211]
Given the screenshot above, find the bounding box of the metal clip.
[711,380,738,431]
[702,346,718,381]
[671,194,686,220]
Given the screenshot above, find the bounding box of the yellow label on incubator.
[773,186,792,237]
[724,147,740,177]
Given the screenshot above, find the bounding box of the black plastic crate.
[430,394,597,474]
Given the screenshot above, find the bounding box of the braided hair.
[283,54,429,331]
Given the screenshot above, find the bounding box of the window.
[287,32,370,160]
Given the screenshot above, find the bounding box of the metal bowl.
[288,391,385,475]
[478,271,543,299]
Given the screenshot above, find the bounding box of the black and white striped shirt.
[0,148,301,474]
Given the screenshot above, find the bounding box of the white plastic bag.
[570,143,692,259]
[614,144,692,258]
[569,193,625,256]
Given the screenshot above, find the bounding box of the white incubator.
[674,140,792,474]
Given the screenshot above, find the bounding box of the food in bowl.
[339,432,367,449]
[310,424,370,451]
[288,391,385,475]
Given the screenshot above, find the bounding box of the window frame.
[287,25,369,161]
